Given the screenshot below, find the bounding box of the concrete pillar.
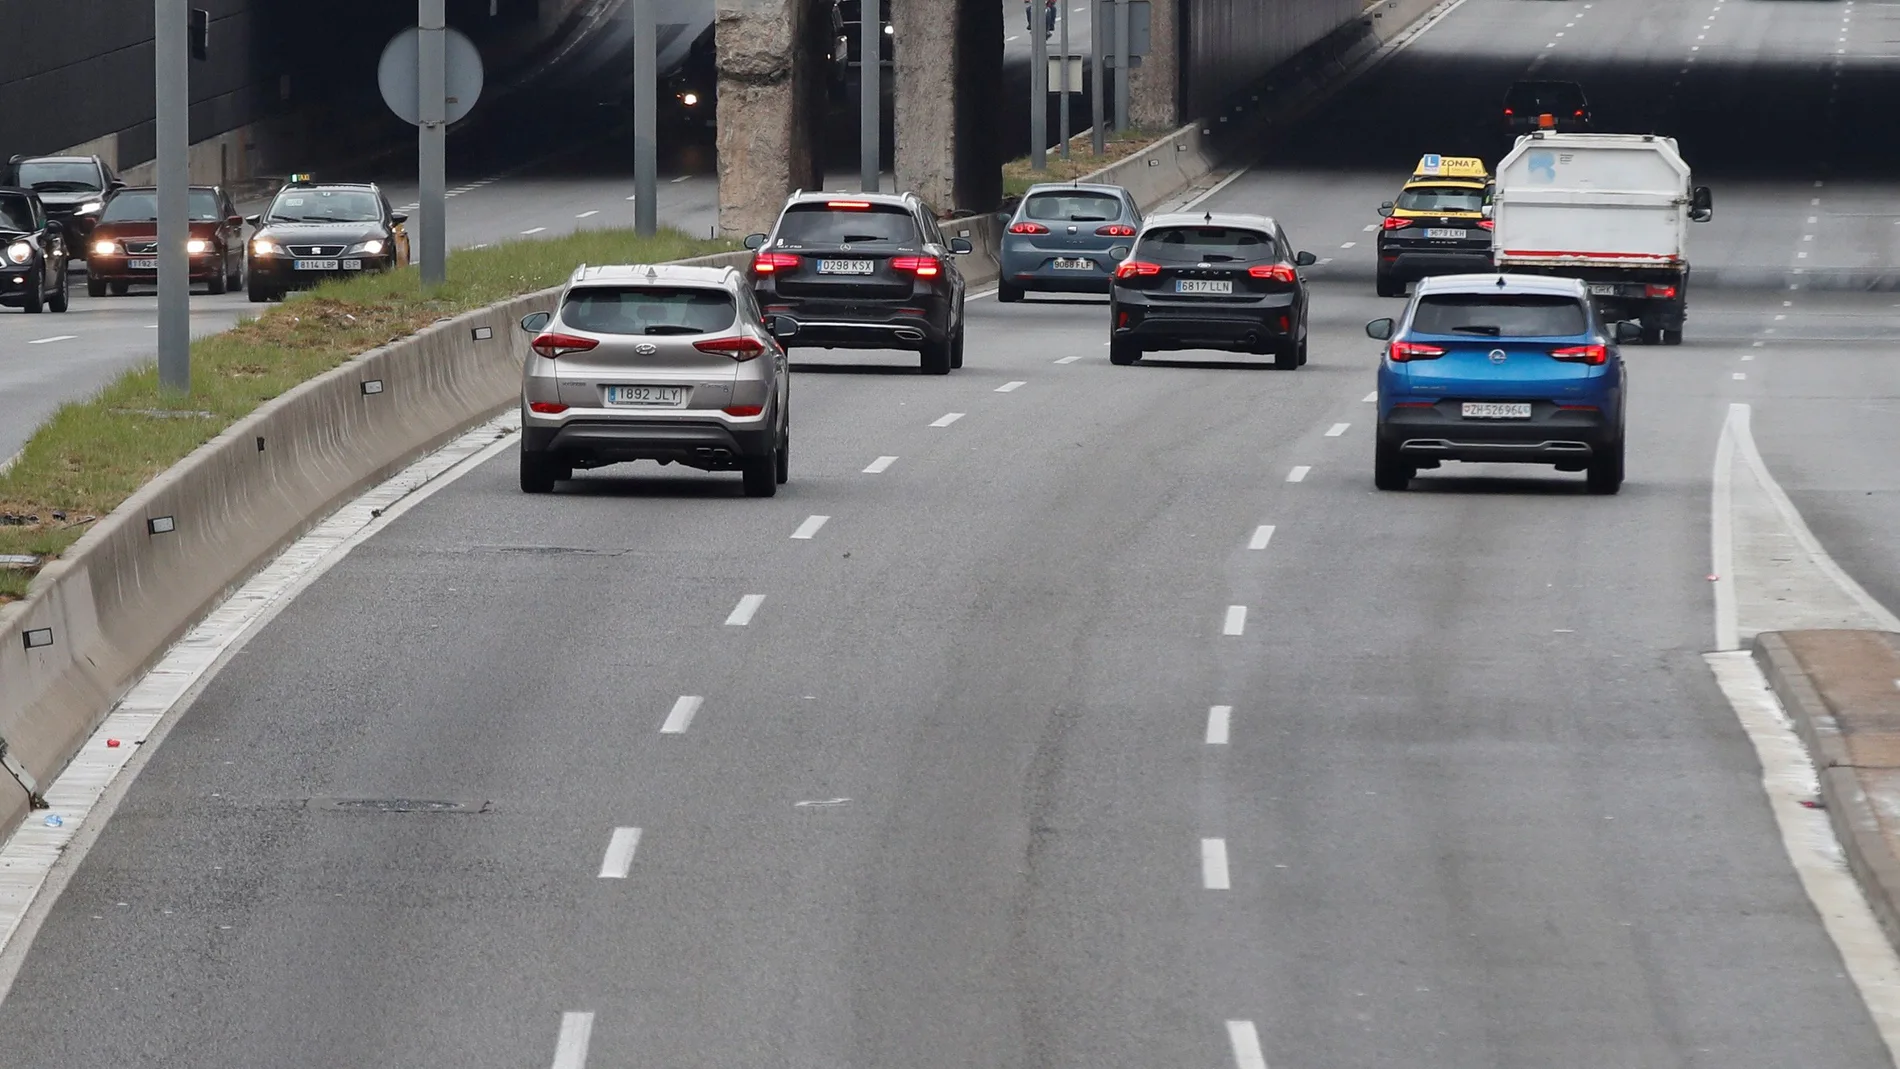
[715,0,824,237]
[893,0,1002,213]
[1127,0,1178,130]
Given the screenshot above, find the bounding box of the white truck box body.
[1491,133,1692,268]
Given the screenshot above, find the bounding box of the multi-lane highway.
[3,0,1900,1064]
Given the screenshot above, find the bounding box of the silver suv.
[517,262,796,497]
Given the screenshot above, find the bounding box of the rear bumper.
[999,247,1116,291]
[1380,249,1493,280]
[249,256,392,290]
[1112,292,1298,352]
[523,417,776,469]
[761,297,951,351]
[87,254,226,283]
[1378,402,1616,464]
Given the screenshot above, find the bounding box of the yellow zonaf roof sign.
[1411,155,1488,179]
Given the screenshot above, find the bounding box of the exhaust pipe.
[894,329,924,341]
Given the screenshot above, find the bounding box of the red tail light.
[1381,217,1413,231]
[891,255,942,278]
[1574,109,1586,117]
[1388,340,1447,362]
[1009,221,1049,234]
[752,251,801,275]
[1550,343,1607,365]
[530,332,599,359]
[1503,107,1514,116]
[1645,283,1677,298]
[1114,260,1161,279]
[1248,263,1296,282]
[695,336,767,360]
[722,404,765,417]
[528,401,569,414]
[1096,224,1137,237]
[827,200,872,209]
[1478,219,1495,230]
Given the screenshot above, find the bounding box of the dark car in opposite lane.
[0,187,72,313]
[5,154,120,252]
[245,180,410,302]
[86,185,246,296]
[1108,212,1316,369]
[998,182,1140,301]
[745,191,971,375]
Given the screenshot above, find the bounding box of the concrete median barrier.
[0,250,750,843]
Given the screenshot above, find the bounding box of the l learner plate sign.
[1461,401,1531,419]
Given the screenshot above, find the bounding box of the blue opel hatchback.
[1367,273,1634,493]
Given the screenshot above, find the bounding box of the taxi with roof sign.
[1374,154,1494,298]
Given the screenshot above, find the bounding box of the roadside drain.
[309,798,492,814]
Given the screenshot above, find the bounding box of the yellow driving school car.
[1374,155,1494,298]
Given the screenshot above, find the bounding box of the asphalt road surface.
[4,0,1900,1065]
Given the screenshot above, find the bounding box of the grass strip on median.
[1002,126,1175,198]
[0,227,729,601]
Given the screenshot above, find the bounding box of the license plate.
[605,385,687,407]
[1461,402,1532,419]
[1425,228,1468,239]
[293,259,340,271]
[817,259,875,275]
[1175,279,1232,295]
[127,259,157,270]
[1052,257,1095,271]
[1588,283,1619,296]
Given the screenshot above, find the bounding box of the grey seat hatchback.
[998,182,1140,302]
[517,263,797,497]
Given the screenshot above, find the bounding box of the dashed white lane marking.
[671,175,693,183]
[1325,423,1349,437]
[521,227,547,235]
[1362,223,1377,232]
[626,194,639,201]
[929,412,965,427]
[863,455,898,473]
[1733,372,1747,380]
[995,380,1026,392]
[1202,838,1232,889]
[1286,465,1310,482]
[660,696,704,734]
[1340,241,1356,249]
[575,210,599,219]
[1248,525,1275,550]
[551,1012,595,1069]
[27,335,75,344]
[1055,355,1082,364]
[1775,313,1787,320]
[1223,606,1248,636]
[598,828,642,878]
[1362,391,1378,403]
[725,595,765,626]
[1743,353,1755,361]
[791,515,829,540]
[1226,1021,1268,1069]
[1206,705,1232,745]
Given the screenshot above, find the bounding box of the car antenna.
[1203,211,1213,224]
[646,264,658,279]
[1496,275,1507,288]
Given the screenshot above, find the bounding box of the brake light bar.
[891,255,942,278]
[1381,217,1414,231]
[695,335,768,360]
[530,332,599,359]
[752,251,801,275]
[1248,263,1296,282]
[1114,260,1161,279]
[827,200,872,209]
[1009,221,1049,234]
[1549,343,1607,365]
[1096,223,1137,237]
[1388,340,1447,362]
[528,401,569,414]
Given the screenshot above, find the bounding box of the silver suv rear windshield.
[561,286,737,336]
[1023,191,1122,223]
[776,203,918,245]
[1138,226,1273,263]
[1411,294,1587,337]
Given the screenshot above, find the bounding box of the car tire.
[1297,334,1309,366]
[920,336,952,376]
[22,271,43,314]
[998,281,1024,303]
[1376,272,1405,299]
[207,258,228,295]
[1108,337,1140,365]
[1639,323,1663,345]
[775,420,790,485]
[1374,442,1413,491]
[247,276,275,303]
[1586,437,1625,495]
[108,281,129,297]
[742,445,779,497]
[1660,327,1682,346]
[1274,339,1300,371]
[86,276,106,298]
[519,450,563,494]
[48,266,68,313]
[949,326,965,369]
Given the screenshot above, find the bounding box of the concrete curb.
[1752,630,1900,953]
[0,248,750,842]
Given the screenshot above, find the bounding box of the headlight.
[350,239,385,256]
[252,239,282,256]
[5,242,32,265]
[681,92,699,107]
[77,201,102,215]
[187,239,209,254]
[92,240,120,256]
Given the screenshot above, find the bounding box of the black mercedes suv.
[744,191,972,375]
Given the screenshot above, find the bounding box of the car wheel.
[1297,334,1309,366]
[775,419,790,485]
[1639,323,1663,345]
[998,281,1024,303]
[1376,272,1405,299]
[86,276,106,298]
[231,258,245,291]
[920,336,952,376]
[1660,327,1683,346]
[22,271,43,313]
[742,443,779,497]
[48,266,69,312]
[207,257,228,295]
[949,326,965,369]
[247,275,275,303]
[108,281,130,297]
[519,450,563,494]
[1109,337,1140,365]
[1374,441,1413,491]
[1586,437,1625,495]
[1273,339,1300,371]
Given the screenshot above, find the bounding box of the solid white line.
[929,412,965,427]
[1223,606,1247,636]
[551,1012,595,1069]
[27,335,75,345]
[995,380,1026,392]
[1713,404,1737,650]
[598,827,642,878]
[1362,391,1378,403]
[1286,466,1310,482]
[521,227,547,235]
[1055,355,1082,364]
[1226,1020,1268,1069]
[863,455,898,473]
[1248,525,1275,550]
[660,695,704,734]
[725,595,765,626]
[1206,705,1232,745]
[1202,838,1231,889]
[1325,422,1349,437]
[791,515,829,540]
[575,210,599,219]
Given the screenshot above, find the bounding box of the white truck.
[1490,132,1713,345]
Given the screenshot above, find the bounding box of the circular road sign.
[378,26,485,127]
